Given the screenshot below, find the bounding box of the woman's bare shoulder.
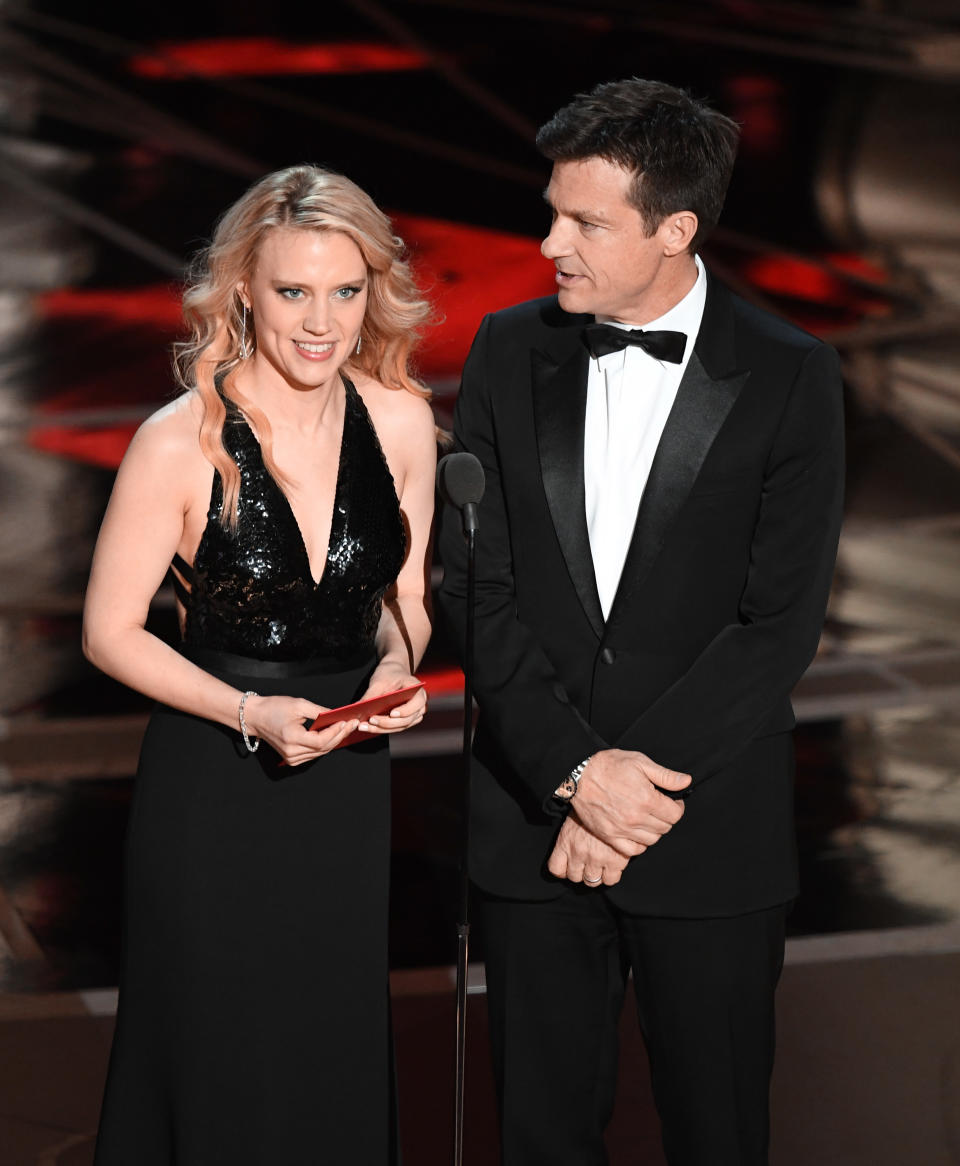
[126,392,204,461]
[353,375,435,443]
[116,393,210,496]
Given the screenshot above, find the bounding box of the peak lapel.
[605,276,750,630]
[532,344,605,639]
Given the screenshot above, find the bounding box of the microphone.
[437,450,485,1164]
[437,451,485,537]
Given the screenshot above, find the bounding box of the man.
[438,78,844,1166]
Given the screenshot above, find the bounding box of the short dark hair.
[536,78,740,253]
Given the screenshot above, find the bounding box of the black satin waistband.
[180,643,375,679]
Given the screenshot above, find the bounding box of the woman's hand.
[242,694,359,766]
[355,657,427,735]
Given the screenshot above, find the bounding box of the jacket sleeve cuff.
[536,737,602,819]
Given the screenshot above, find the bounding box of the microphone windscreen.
[437,452,485,509]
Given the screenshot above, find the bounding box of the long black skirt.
[94,647,395,1165]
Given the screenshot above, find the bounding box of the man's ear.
[661,212,698,257]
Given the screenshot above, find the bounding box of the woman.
[84,165,436,1163]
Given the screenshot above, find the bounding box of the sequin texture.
[181,377,406,661]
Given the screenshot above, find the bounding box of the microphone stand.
[454,503,477,1166]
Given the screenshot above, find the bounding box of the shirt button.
[601,647,616,665]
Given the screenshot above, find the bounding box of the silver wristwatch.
[553,756,593,804]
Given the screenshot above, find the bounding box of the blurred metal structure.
[407,0,960,82]
[814,64,960,668]
[818,77,960,437]
[0,1,99,719]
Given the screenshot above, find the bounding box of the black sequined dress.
[95,377,406,1165]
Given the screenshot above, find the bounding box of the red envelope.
[307,682,424,748]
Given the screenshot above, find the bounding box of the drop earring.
[355,334,362,355]
[240,303,253,359]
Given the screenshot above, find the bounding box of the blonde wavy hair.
[173,164,433,529]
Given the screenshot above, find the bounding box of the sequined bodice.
[175,378,406,662]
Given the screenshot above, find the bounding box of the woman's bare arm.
[82,399,356,762]
[357,387,437,730]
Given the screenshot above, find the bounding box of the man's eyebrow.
[542,192,612,224]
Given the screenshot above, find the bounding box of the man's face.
[542,157,674,323]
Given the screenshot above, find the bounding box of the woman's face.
[240,227,369,390]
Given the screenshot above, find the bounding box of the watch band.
[553,755,593,803]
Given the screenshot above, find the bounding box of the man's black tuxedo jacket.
[437,273,844,917]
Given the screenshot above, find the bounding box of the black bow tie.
[582,322,687,364]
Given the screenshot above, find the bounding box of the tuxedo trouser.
[479,888,787,1166]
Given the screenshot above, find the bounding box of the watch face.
[553,778,576,801]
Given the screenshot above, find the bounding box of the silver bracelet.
[238,690,260,753]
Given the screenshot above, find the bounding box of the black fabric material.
[94,654,396,1165]
[171,551,195,583]
[95,378,407,1164]
[180,642,373,679]
[581,322,687,363]
[605,349,748,623]
[532,344,603,637]
[480,889,787,1166]
[179,376,405,662]
[436,272,845,913]
[169,552,194,608]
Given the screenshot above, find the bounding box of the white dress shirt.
[584,255,707,619]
